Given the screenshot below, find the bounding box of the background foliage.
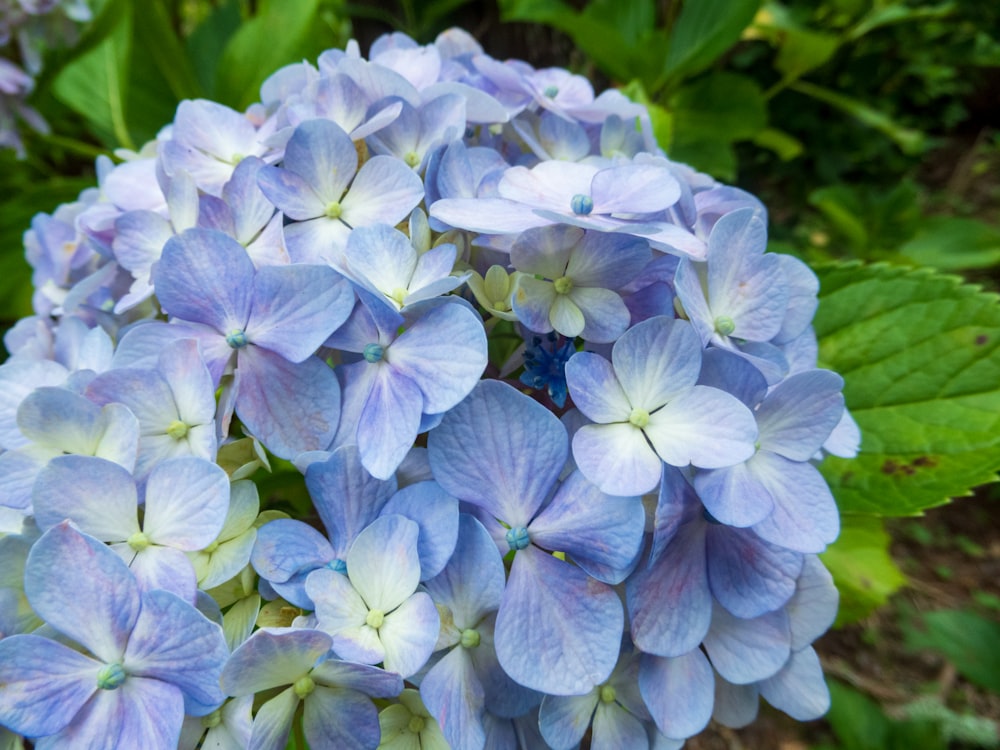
[2,0,999,746]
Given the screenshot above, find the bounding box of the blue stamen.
[97,662,127,690]
[506,526,531,551]
[327,558,347,574]
[570,194,593,215]
[363,343,385,363]
[225,329,249,349]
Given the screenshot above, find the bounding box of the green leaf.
[661,0,760,87]
[133,0,204,102]
[902,609,1000,694]
[215,0,343,110]
[898,217,1000,271]
[815,263,1000,515]
[752,126,803,160]
[52,0,134,149]
[825,679,892,750]
[788,80,928,155]
[821,515,906,626]
[186,0,243,98]
[809,185,869,252]
[667,72,766,179]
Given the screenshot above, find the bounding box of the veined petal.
[758,647,830,720]
[693,461,773,528]
[341,155,425,228]
[356,364,423,480]
[347,515,421,613]
[421,647,487,750]
[381,481,459,581]
[705,525,803,619]
[612,317,702,409]
[282,119,357,204]
[143,457,230,550]
[639,650,714,740]
[251,518,335,584]
[128,545,199,602]
[538,691,599,750]
[571,422,662,497]
[564,352,630,423]
[221,629,333,696]
[379,591,439,678]
[749,453,840,554]
[703,603,791,685]
[755,370,845,460]
[248,687,300,750]
[308,569,370,639]
[303,685,382,750]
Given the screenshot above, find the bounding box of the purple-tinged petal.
[0,360,68,450]
[341,155,425,228]
[539,691,599,750]
[705,525,803,619]
[309,659,402,697]
[639,649,714,740]
[282,118,358,203]
[703,604,791,685]
[697,348,768,409]
[255,165,325,221]
[248,686,299,750]
[25,522,139,663]
[307,569,381,664]
[385,300,487,414]
[235,348,341,459]
[755,370,845,460]
[381,481,459,580]
[0,634,99,737]
[564,352,630,423]
[221,629,333,696]
[786,556,838,650]
[379,591,439,678]
[569,286,631,343]
[124,588,228,707]
[252,519,335,584]
[428,380,567,525]
[627,520,710,658]
[143,457,230,549]
[712,678,759,728]
[612,317,702,408]
[592,701,650,750]
[32,455,140,541]
[572,422,662,497]
[429,197,551,234]
[303,686,381,750]
[246,265,355,363]
[528,470,644,584]
[348,515,421,612]
[424,514,505,628]
[592,164,681,215]
[422,647,487,750]
[749,453,840,554]
[356,364,423,480]
[153,228,255,332]
[694,461,774,528]
[495,545,622,696]
[643,386,757,469]
[126,545,198,601]
[758,646,829,720]
[512,276,558,334]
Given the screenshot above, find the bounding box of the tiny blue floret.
[505,526,531,551]
[520,334,576,407]
[225,329,249,349]
[363,343,385,363]
[570,194,594,216]
[327,558,347,574]
[543,85,559,98]
[96,662,127,691]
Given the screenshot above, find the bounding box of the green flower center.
[201,709,222,729]
[553,276,573,295]
[408,716,426,734]
[294,675,315,698]
[599,684,616,703]
[127,531,151,551]
[460,628,480,649]
[325,201,343,219]
[166,420,189,440]
[97,662,127,690]
[366,609,385,629]
[628,407,649,429]
[404,151,420,167]
[714,315,736,336]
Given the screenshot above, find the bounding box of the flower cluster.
[0,27,859,750]
[1,0,91,155]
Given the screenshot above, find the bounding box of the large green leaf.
[660,0,760,88]
[821,515,906,626]
[902,609,1000,694]
[815,263,1000,515]
[898,217,1000,271]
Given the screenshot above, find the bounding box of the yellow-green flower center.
[553,276,573,295]
[366,609,385,629]
[599,684,616,703]
[166,420,188,440]
[294,675,315,698]
[628,407,649,429]
[408,716,426,734]
[325,201,343,219]
[127,531,151,551]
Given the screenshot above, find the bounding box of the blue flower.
[519,333,576,407]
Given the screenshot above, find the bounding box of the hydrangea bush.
[0,27,859,750]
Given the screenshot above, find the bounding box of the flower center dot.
[293,675,315,698]
[408,716,426,734]
[404,151,420,167]
[628,407,649,429]
[325,202,342,219]
[570,194,593,216]
[460,628,480,648]
[600,684,616,703]
[505,526,530,551]
[363,343,384,363]
[553,276,573,295]
[714,316,736,336]
[201,709,222,729]
[543,85,559,98]
[166,420,188,440]
[327,558,347,574]
[366,609,385,629]
[127,531,151,551]
[97,662,126,690]
[225,329,249,349]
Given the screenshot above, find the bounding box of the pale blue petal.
[696,348,768,409]
[539,690,598,750]
[0,359,68,450]
[705,525,803,619]
[0,634,99,737]
[348,515,421,613]
[672,260,714,346]
[153,228,254,332]
[549,294,586,338]
[712,678,759,728]
[564,351,630,423]
[381,481,459,580]
[612,317,702,408]
[309,659,402,697]
[591,701,649,750]
[342,223,416,303]
[25,522,139,663]
[749,453,840,553]
[756,369,845,460]
[644,385,757,469]
[648,464,699,566]
[422,647,487,750]
[281,118,357,204]
[283,216,352,266]
[356,364,423,480]
[428,379,567,525]
[221,628,332,696]
[256,165,326,221]
[528,470,644,584]
[0,450,38,512]
[248,687,299,750]
[511,276,557,334]
[572,422,662,497]
[379,591,439,678]
[495,545,621,695]
[143,457,230,549]
[307,569,371,647]
[303,685,381,750]
[32,455,140,541]
[128,545,198,602]
[627,520,710,658]
[592,163,680,214]
[694,462,773,528]
[251,519,335,584]
[570,286,630,344]
[639,649,714,740]
[758,646,829,720]
[471,615,542,719]
[341,155,425,228]
[703,603,791,685]
[235,348,341,459]
[124,588,228,706]
[786,556,838,650]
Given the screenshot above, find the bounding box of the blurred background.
[1,1,998,747]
